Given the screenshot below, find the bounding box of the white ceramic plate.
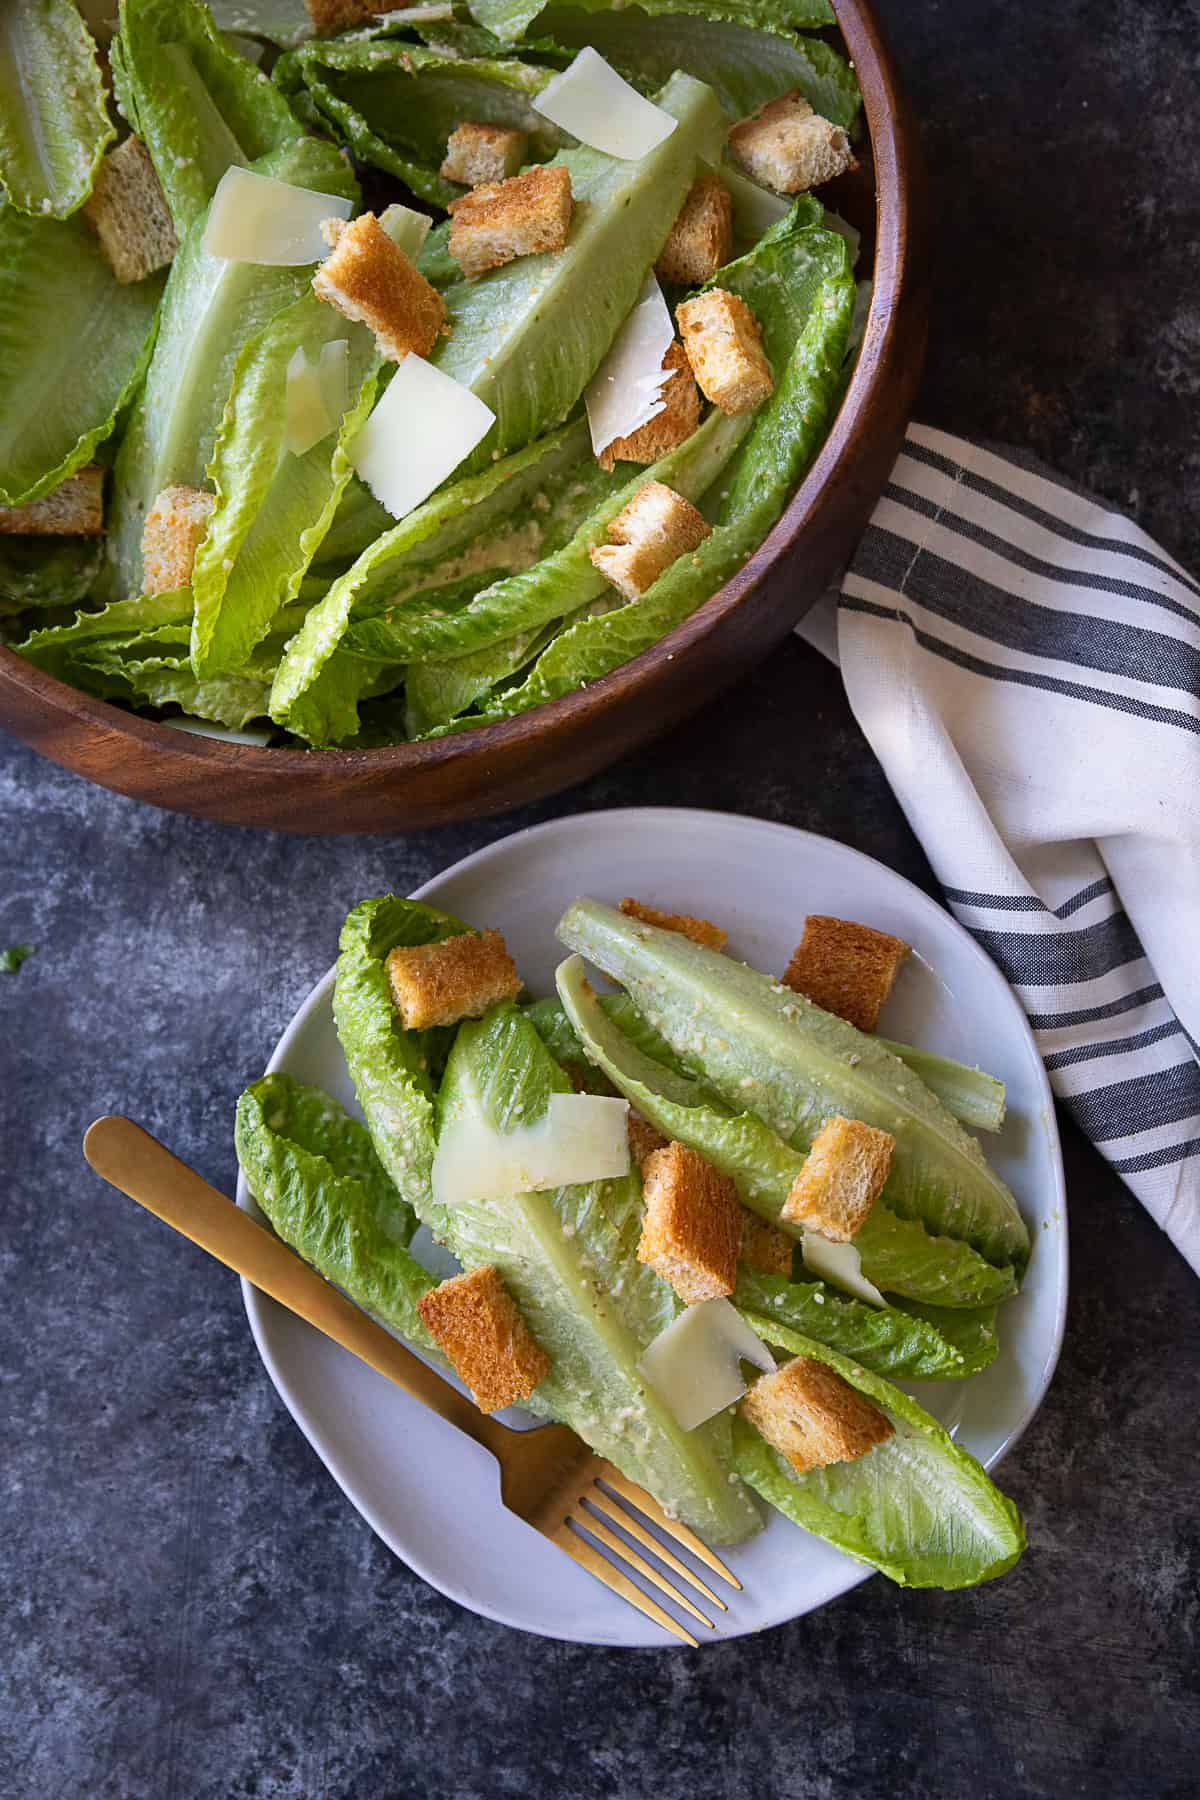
[237,808,1067,1645]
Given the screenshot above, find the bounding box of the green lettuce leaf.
[876,1040,1007,1134]
[0,205,163,507]
[0,0,114,218]
[235,1072,438,1346]
[107,134,357,597]
[556,902,1032,1270]
[471,0,834,46]
[404,610,569,736]
[0,537,102,614]
[113,0,304,235]
[732,1334,1025,1587]
[17,588,193,680]
[735,1274,998,1379]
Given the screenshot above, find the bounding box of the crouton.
[441,121,529,187]
[313,212,446,363]
[588,479,711,602]
[638,1141,740,1304]
[782,1115,894,1241]
[728,92,857,196]
[0,466,104,537]
[627,1112,669,1167]
[741,1355,893,1474]
[82,135,177,285]
[417,1265,550,1413]
[306,0,410,33]
[448,164,573,278]
[655,172,733,286]
[140,484,213,592]
[385,928,521,1030]
[619,897,728,951]
[740,1210,795,1277]
[783,915,911,1032]
[676,288,773,416]
[596,341,701,472]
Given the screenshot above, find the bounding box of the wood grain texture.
[0,0,929,833]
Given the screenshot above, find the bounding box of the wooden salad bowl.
[0,0,928,834]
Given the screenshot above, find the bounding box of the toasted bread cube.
[619,897,728,950]
[306,0,410,32]
[0,466,104,538]
[728,92,857,196]
[676,288,773,416]
[441,121,529,187]
[417,1266,550,1413]
[740,1210,795,1277]
[596,341,701,472]
[638,1141,740,1304]
[588,479,711,601]
[448,164,573,277]
[82,135,177,285]
[140,484,213,589]
[741,1355,893,1474]
[784,914,911,1032]
[386,928,521,1030]
[313,212,446,363]
[655,173,733,286]
[782,1115,894,1241]
[627,1112,669,1167]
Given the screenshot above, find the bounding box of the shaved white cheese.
[802,1232,887,1308]
[284,347,332,458]
[380,201,432,262]
[432,1092,630,1210]
[348,355,495,520]
[719,164,790,243]
[584,273,675,457]
[639,1299,775,1433]
[318,338,349,425]
[533,48,677,161]
[202,165,352,266]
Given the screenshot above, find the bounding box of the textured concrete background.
[2,2,1198,1796]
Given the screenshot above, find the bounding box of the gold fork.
[82,1116,741,1646]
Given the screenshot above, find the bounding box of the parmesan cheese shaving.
[801,1232,887,1309]
[284,347,333,458]
[533,48,678,161]
[202,165,352,266]
[348,355,495,521]
[719,164,790,243]
[380,201,432,263]
[432,1092,631,1210]
[639,1299,776,1432]
[584,274,676,457]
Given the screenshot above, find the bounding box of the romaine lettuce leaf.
[235,1072,438,1346]
[471,0,834,46]
[72,645,274,725]
[0,0,114,219]
[734,1271,998,1379]
[0,538,102,616]
[17,588,194,680]
[404,611,569,736]
[732,1334,1025,1587]
[0,205,163,507]
[556,902,1032,1270]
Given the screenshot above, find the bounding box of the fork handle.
[83,1115,495,1451]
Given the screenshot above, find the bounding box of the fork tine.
[599,1467,743,1590]
[553,1522,700,1647]
[572,1509,716,1630]
[584,1487,727,1611]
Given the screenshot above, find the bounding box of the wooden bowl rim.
[0,0,915,779]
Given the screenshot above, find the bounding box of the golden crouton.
[82,135,177,285]
[312,212,446,363]
[588,479,711,602]
[741,1355,893,1474]
[728,92,857,195]
[676,288,773,416]
[441,121,529,187]
[627,1111,669,1167]
[782,1115,894,1241]
[638,1140,740,1304]
[596,341,701,472]
[449,164,573,278]
[740,1210,795,1276]
[784,914,911,1032]
[655,173,733,286]
[386,928,521,1030]
[140,484,213,590]
[0,466,104,538]
[306,0,410,33]
[619,897,728,950]
[417,1266,550,1413]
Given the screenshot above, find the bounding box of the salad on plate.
[1,0,869,748]
[235,888,1031,1589]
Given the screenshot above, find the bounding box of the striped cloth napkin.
[799,424,1200,1274]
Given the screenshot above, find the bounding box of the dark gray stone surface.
[2,3,1198,1796]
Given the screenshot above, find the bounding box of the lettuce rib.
[0,0,114,219]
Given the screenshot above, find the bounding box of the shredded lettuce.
[0,0,114,219]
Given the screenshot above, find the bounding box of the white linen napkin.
[799,423,1200,1273]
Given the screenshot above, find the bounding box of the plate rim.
[238,806,1069,1643]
